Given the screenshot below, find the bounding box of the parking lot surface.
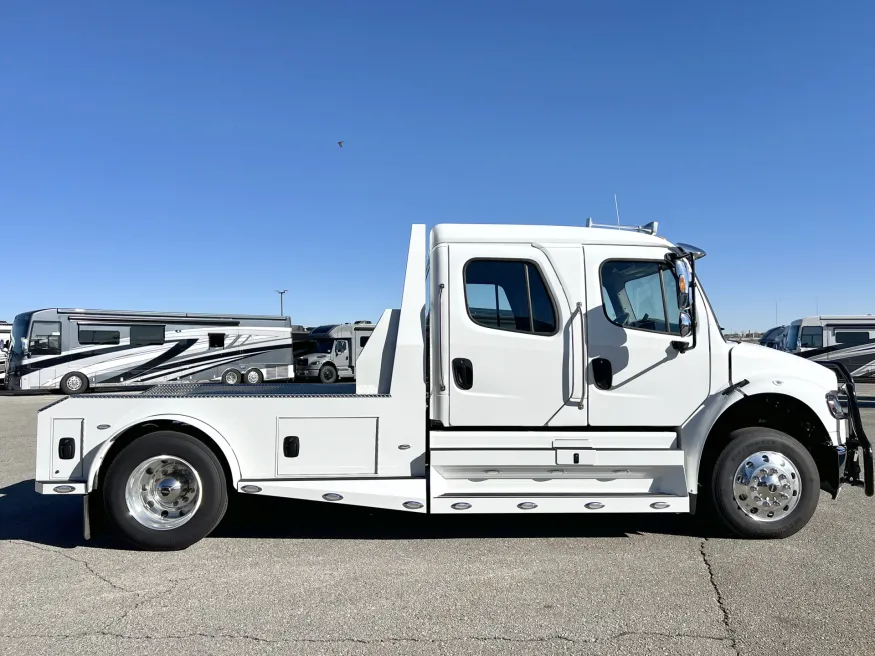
[2,389,874,656]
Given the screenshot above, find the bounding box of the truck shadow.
[0,479,720,550]
[212,494,717,542]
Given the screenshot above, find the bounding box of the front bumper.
[821,361,874,497]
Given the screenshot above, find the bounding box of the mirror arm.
[688,255,698,352]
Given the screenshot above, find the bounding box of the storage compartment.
[276,417,378,477]
[50,418,83,480]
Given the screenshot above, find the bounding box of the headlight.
[826,392,845,419]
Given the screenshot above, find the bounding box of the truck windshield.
[785,324,800,351]
[10,314,33,357]
[314,340,333,354]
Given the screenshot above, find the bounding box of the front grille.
[296,357,308,366]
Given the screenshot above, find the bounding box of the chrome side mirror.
[674,259,692,310]
[679,312,692,338]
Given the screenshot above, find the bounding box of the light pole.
[275,289,288,316]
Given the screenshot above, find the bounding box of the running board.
[236,478,427,513]
[431,493,689,514]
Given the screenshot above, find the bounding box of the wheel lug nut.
[749,485,757,491]
[769,468,777,475]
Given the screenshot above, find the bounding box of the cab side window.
[601,261,683,335]
[464,260,557,335]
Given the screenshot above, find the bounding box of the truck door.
[334,339,351,375]
[584,245,710,426]
[447,243,581,427]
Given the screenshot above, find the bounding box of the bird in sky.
[337,141,344,148]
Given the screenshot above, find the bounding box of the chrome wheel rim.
[66,376,83,392]
[125,456,202,530]
[733,451,801,522]
[224,371,238,384]
[246,370,260,384]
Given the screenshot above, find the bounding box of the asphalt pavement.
[2,388,874,656]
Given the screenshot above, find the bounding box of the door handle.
[452,358,473,390]
[58,437,76,460]
[283,436,300,458]
[591,357,613,390]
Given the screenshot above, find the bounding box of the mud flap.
[816,443,846,499]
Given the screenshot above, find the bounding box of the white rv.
[294,322,375,383]
[784,315,875,380]
[33,222,872,550]
[6,309,294,394]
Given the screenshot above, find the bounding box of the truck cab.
[33,222,872,550]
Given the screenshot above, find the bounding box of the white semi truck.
[34,222,872,550]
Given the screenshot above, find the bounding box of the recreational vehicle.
[784,315,875,380]
[295,321,375,383]
[0,320,11,382]
[6,309,294,394]
[33,222,871,550]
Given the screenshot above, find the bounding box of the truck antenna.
[614,193,621,225]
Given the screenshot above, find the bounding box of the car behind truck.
[34,222,873,550]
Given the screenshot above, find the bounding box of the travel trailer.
[33,222,871,550]
[294,321,375,383]
[784,315,875,380]
[6,309,294,394]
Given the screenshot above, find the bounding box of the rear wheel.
[103,431,228,550]
[245,368,264,384]
[710,427,819,539]
[319,364,338,384]
[222,368,241,385]
[60,372,89,395]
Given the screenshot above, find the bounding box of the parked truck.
[34,222,873,550]
[294,322,375,383]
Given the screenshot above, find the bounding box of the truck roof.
[431,223,671,248]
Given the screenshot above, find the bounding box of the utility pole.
[274,289,288,316]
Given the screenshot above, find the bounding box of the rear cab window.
[464,260,557,335]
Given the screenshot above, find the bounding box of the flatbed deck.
[101,382,389,399]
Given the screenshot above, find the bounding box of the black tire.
[244,368,264,384]
[222,368,241,385]
[319,364,338,384]
[60,372,89,395]
[709,427,819,539]
[103,431,228,550]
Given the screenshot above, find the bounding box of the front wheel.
[103,431,228,550]
[319,364,338,384]
[710,427,819,539]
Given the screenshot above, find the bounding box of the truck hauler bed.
[35,223,873,550]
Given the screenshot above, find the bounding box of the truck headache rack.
[820,360,874,496]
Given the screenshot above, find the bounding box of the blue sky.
[1,1,872,332]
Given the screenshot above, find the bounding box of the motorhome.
[6,309,294,394]
[295,321,375,383]
[784,315,875,380]
[0,320,11,382]
[759,325,787,350]
[33,222,871,550]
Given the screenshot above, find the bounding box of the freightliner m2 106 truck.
[34,222,873,550]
